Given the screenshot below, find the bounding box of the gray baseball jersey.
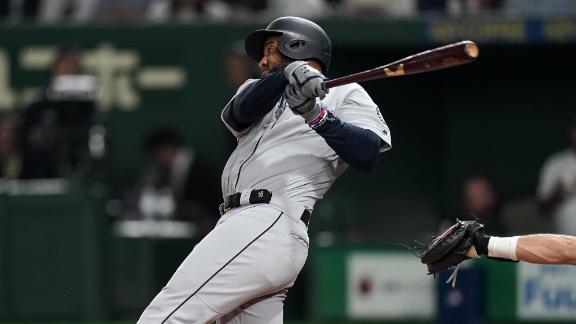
[138,81,391,324]
[221,81,391,211]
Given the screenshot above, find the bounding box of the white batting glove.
[284,84,322,123]
[284,61,328,99]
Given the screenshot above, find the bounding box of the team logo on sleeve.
[375,106,386,125]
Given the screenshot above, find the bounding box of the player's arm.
[310,109,383,172]
[516,235,576,265]
[283,62,390,172]
[470,231,576,265]
[222,71,287,132]
[285,87,383,172]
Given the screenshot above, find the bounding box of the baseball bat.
[324,40,478,89]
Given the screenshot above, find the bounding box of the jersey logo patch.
[376,106,386,125]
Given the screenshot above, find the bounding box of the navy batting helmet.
[244,16,332,72]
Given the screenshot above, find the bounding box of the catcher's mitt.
[420,219,484,286]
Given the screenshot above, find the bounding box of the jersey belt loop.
[240,190,251,205]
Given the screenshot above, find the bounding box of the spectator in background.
[417,0,447,13]
[97,0,152,21]
[147,0,206,21]
[131,128,220,236]
[225,41,258,93]
[147,0,268,22]
[0,115,22,179]
[462,175,509,235]
[19,48,98,179]
[39,0,98,23]
[505,0,576,17]
[343,0,415,17]
[537,118,576,235]
[267,0,327,18]
[0,0,42,21]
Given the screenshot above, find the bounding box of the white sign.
[347,253,435,319]
[518,263,576,319]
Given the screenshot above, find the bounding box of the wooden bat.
[324,40,479,89]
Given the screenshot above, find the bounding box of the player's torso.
[221,91,346,210]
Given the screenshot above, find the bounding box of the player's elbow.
[349,130,382,172]
[351,142,381,172]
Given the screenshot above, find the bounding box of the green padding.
[312,247,347,319]
[483,259,517,320]
[1,192,105,319]
[0,195,7,318]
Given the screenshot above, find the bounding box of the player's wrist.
[305,102,328,128]
[487,236,519,261]
[473,232,491,256]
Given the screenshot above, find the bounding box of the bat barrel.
[324,40,478,89]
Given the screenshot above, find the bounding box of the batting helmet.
[244,16,332,73]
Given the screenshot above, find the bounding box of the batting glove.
[284,84,323,123]
[284,61,328,99]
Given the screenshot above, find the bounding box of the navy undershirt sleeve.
[313,112,382,172]
[226,71,287,129]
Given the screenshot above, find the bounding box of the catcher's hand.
[420,219,484,286]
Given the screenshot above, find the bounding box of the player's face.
[259,36,288,77]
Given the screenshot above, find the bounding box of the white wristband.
[488,236,519,261]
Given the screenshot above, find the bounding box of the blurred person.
[343,0,415,17]
[147,0,206,22]
[463,175,508,235]
[97,0,152,21]
[223,41,258,152]
[147,0,270,22]
[130,128,220,236]
[0,0,42,21]
[267,0,327,18]
[505,0,576,17]
[0,1,7,19]
[537,118,576,235]
[0,114,21,179]
[20,48,98,179]
[225,41,258,91]
[138,16,391,323]
[446,0,503,15]
[417,0,447,13]
[39,0,98,22]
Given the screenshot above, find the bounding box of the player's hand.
[284,61,328,99]
[284,84,322,123]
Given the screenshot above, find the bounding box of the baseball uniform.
[137,82,391,323]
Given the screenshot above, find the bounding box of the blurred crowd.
[0,43,256,238]
[0,0,575,23]
[1,37,576,242]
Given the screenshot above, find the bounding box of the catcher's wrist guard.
[473,231,490,256]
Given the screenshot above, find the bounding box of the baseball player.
[138,16,391,323]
